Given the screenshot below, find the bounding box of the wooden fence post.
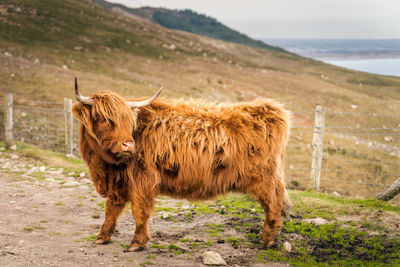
[375,177,400,201]
[4,93,13,148]
[310,105,326,191]
[64,98,73,154]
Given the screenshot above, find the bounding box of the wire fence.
[285,109,400,205]
[1,94,399,205]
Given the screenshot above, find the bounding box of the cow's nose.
[122,141,135,151]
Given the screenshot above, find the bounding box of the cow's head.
[72,78,162,165]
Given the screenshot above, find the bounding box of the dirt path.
[0,149,288,266]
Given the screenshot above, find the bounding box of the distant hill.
[91,0,286,53]
[1,0,400,117]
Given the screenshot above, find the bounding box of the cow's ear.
[72,102,93,129]
[72,103,99,141]
[71,103,88,122]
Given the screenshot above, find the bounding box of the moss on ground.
[187,191,400,265]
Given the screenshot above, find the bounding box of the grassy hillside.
[1,0,400,201]
[91,0,286,52]
[1,0,400,111]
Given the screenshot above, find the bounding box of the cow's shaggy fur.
[72,91,291,251]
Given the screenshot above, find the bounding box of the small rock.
[62,65,68,70]
[34,58,40,64]
[351,105,357,109]
[15,7,22,13]
[81,178,91,184]
[202,251,227,266]
[182,205,190,210]
[66,154,76,158]
[9,201,16,204]
[79,248,84,252]
[304,217,329,225]
[332,191,340,197]
[10,145,17,150]
[64,181,79,186]
[68,249,73,253]
[80,172,85,177]
[39,166,46,172]
[5,52,12,57]
[161,213,169,219]
[90,224,101,229]
[283,241,292,252]
[251,208,256,212]
[11,155,19,160]
[92,214,100,219]
[384,136,393,142]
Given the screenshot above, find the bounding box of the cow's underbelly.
[158,172,238,200]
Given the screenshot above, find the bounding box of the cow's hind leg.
[250,180,284,248]
[95,198,126,245]
[127,196,155,252]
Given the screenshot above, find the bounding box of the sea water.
[323,58,400,77]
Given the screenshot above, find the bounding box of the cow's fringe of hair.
[72,91,137,143]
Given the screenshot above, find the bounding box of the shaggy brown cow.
[72,78,291,252]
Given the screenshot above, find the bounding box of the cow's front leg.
[95,198,126,245]
[127,197,155,252]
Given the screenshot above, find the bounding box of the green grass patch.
[140,261,154,266]
[14,142,87,174]
[98,201,105,209]
[255,220,400,266]
[168,244,180,249]
[156,207,175,212]
[227,237,240,246]
[151,244,167,249]
[290,190,400,215]
[30,171,47,181]
[204,240,212,246]
[83,235,97,242]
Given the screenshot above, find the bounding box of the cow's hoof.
[261,240,275,249]
[266,240,275,248]
[93,239,110,245]
[124,245,145,252]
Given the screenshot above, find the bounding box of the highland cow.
[72,78,291,252]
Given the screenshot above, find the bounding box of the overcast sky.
[108,0,400,39]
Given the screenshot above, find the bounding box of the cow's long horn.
[126,87,163,108]
[74,77,94,105]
